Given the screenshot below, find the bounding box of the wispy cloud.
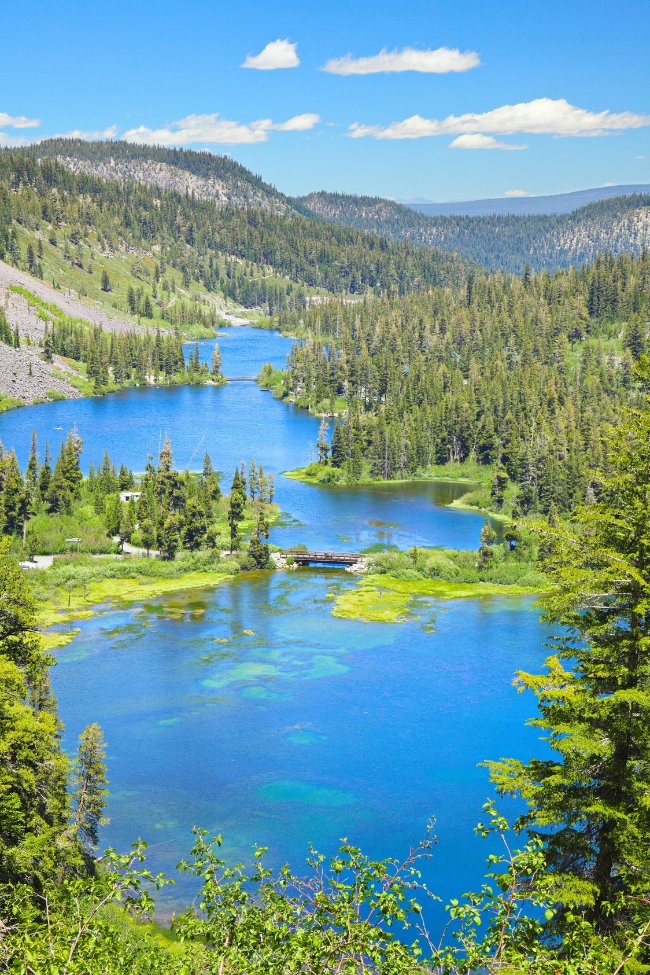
[54,125,119,140]
[504,189,531,197]
[123,112,320,146]
[349,98,650,141]
[0,131,33,147]
[322,46,479,75]
[0,111,41,129]
[242,39,299,70]
[450,133,526,151]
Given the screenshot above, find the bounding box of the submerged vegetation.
[1,136,650,971]
[2,365,650,969]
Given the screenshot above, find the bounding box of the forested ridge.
[277,251,650,515]
[299,189,650,273]
[0,150,470,318]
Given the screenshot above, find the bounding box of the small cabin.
[119,491,141,504]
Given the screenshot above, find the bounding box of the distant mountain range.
[401,185,650,217]
[12,139,650,274]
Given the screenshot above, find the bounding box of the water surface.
[0,326,489,551]
[52,571,549,921]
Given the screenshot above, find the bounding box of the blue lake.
[0,324,548,926]
[52,572,549,921]
[0,326,493,552]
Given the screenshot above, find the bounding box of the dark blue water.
[52,573,549,921]
[0,326,490,551]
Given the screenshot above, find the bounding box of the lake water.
[0,326,495,551]
[53,573,549,920]
[0,324,548,926]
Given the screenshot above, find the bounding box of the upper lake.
[0,326,491,552]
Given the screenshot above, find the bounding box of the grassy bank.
[32,552,241,634]
[333,572,541,623]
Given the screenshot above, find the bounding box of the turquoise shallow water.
[51,572,550,920]
[0,324,548,926]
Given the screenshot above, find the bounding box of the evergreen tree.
[211,344,222,379]
[316,418,330,464]
[0,541,70,887]
[0,450,27,536]
[71,723,108,853]
[227,469,246,553]
[139,518,156,557]
[487,362,650,931]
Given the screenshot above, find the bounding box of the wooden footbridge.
[286,550,363,566]
[225,376,258,382]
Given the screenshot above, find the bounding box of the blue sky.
[1,0,648,200]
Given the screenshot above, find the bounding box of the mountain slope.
[26,138,297,216]
[0,147,471,333]
[405,184,650,216]
[297,191,650,273]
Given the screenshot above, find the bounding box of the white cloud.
[450,133,526,151]
[322,46,479,75]
[55,125,119,140]
[0,131,32,147]
[123,112,320,146]
[504,189,531,197]
[349,97,650,140]
[242,39,299,70]
[0,111,41,129]
[271,113,320,132]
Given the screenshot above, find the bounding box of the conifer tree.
[227,469,246,553]
[71,723,108,853]
[487,361,650,931]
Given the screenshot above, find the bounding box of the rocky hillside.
[27,139,296,216]
[297,191,650,273]
[0,260,139,406]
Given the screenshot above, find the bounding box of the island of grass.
[332,541,547,623]
[33,552,242,646]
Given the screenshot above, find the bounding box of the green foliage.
[280,251,649,513]
[486,361,650,931]
[299,188,650,273]
[0,147,470,322]
[0,541,71,889]
[71,723,109,852]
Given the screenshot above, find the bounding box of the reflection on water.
[52,571,550,924]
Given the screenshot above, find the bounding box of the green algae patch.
[40,628,80,651]
[332,586,411,623]
[260,779,355,806]
[333,574,536,623]
[363,574,533,600]
[37,570,237,635]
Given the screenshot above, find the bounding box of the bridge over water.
[285,550,363,566]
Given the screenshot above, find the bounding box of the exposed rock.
[56,156,292,216]
[0,343,82,405]
[0,260,142,335]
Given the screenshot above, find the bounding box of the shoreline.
[284,464,511,524]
